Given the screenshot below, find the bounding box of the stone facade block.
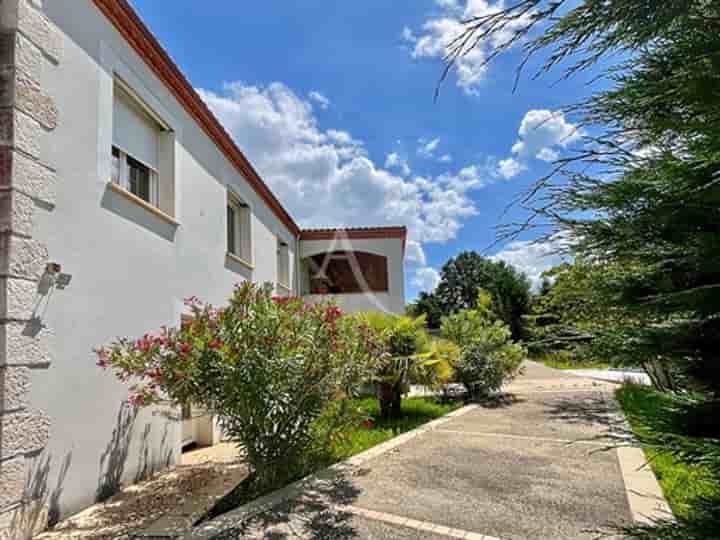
[0,366,29,412]
[14,70,56,130]
[0,234,47,280]
[0,110,46,168]
[0,321,52,366]
[0,277,37,320]
[12,110,43,159]
[0,150,56,204]
[0,498,48,540]
[0,410,50,459]
[1,0,62,63]
[0,190,35,237]
[13,33,42,82]
[0,457,26,510]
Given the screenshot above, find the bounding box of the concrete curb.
[617,446,674,525]
[183,404,479,539]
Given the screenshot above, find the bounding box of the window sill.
[107,181,179,226]
[226,252,254,270]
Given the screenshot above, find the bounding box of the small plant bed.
[616,384,720,525]
[204,396,462,520]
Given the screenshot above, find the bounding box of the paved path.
[190,362,635,539]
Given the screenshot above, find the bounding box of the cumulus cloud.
[308,90,330,109]
[497,157,527,179]
[385,152,411,176]
[199,81,490,286]
[412,266,441,292]
[512,110,581,159]
[496,109,580,178]
[439,153,453,163]
[490,235,571,290]
[403,0,533,95]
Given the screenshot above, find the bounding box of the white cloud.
[497,109,580,178]
[490,235,571,290]
[385,152,411,176]
[439,153,453,163]
[405,240,427,265]
[417,137,441,158]
[513,110,580,158]
[497,157,527,179]
[412,267,441,292]
[308,90,330,109]
[536,147,559,162]
[199,81,490,283]
[404,1,533,95]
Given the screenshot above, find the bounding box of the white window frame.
[277,238,290,290]
[227,191,253,267]
[111,145,159,207]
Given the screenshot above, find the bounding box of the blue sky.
[131,0,597,299]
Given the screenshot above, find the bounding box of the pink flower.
[178,342,192,355]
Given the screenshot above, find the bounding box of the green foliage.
[411,252,531,339]
[440,289,496,345]
[453,322,525,399]
[440,290,525,398]
[359,312,441,418]
[616,384,720,537]
[406,291,444,329]
[96,283,381,489]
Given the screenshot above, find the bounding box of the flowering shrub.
[96,282,382,488]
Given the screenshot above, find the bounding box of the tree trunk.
[378,382,403,420]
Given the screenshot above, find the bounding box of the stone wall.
[0,0,60,538]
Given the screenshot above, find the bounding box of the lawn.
[536,353,610,370]
[332,396,463,459]
[205,396,462,520]
[615,384,720,520]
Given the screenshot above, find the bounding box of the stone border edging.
[617,446,674,525]
[183,404,479,540]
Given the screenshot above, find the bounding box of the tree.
[444,1,720,535]
[406,291,444,329]
[433,252,531,340]
[444,0,720,392]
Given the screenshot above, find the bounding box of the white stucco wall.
[24,0,298,519]
[300,237,405,314]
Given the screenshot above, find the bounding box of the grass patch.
[537,354,610,370]
[616,384,720,520]
[204,396,462,520]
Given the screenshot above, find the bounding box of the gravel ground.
[36,446,246,540]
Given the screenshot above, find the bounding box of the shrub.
[96,282,381,489]
[360,313,437,418]
[453,322,525,399]
[440,289,495,345]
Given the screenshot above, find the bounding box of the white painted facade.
[0,0,405,534]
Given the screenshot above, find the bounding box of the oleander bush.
[96,282,383,489]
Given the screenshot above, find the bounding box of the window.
[227,192,252,264]
[277,238,290,288]
[112,81,170,213]
[111,146,158,205]
[307,251,388,294]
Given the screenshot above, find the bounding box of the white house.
[0,1,406,537]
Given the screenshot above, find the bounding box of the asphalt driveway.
[190,362,634,539]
